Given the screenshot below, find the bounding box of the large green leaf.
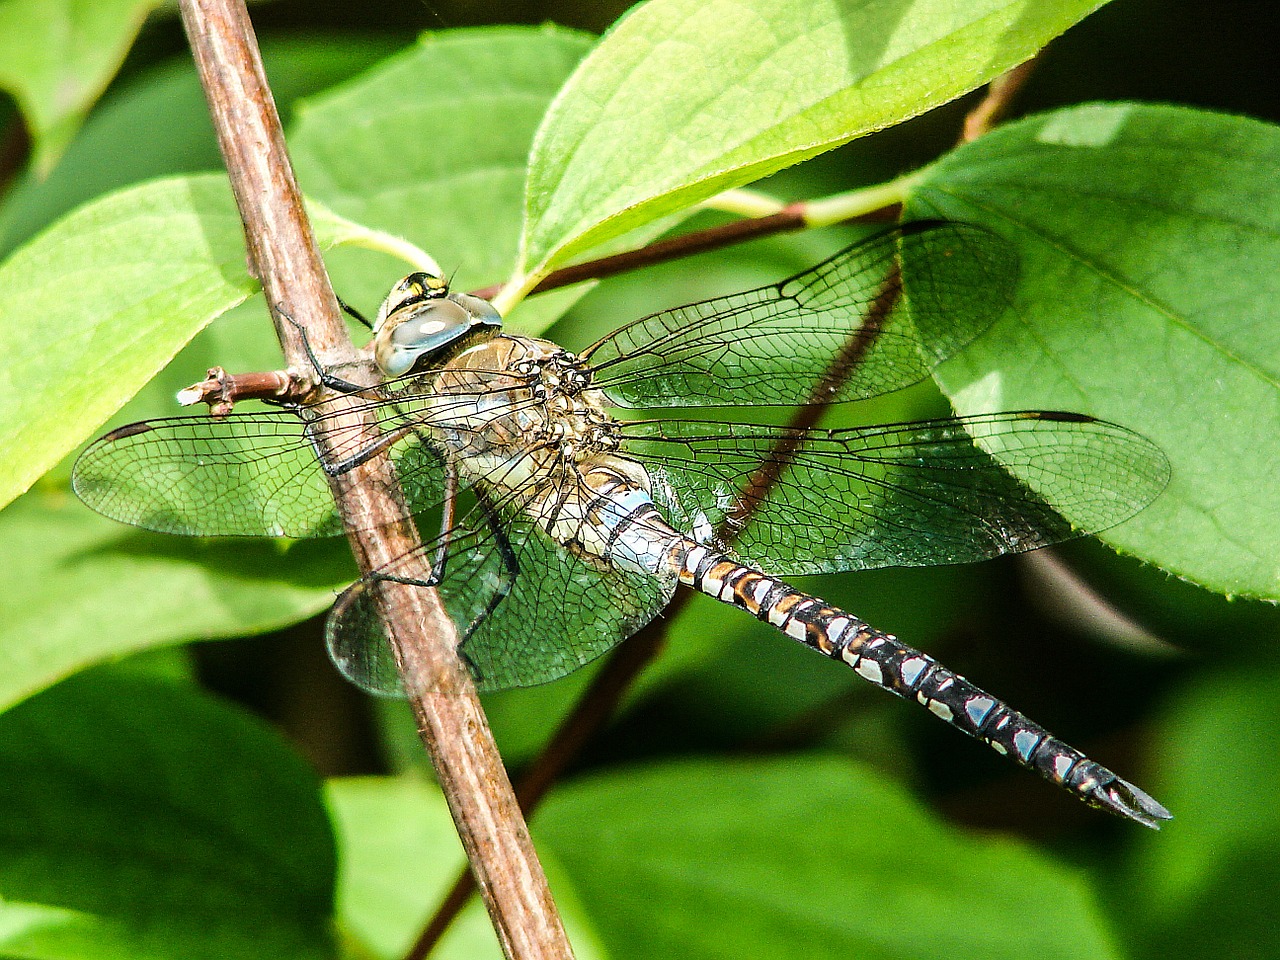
[537,756,1120,960]
[0,671,336,959]
[0,0,158,173]
[0,491,350,713]
[905,103,1280,598]
[327,777,605,960]
[0,175,256,509]
[0,35,403,258]
[289,25,595,331]
[520,0,1110,279]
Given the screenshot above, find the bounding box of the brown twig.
[177,2,573,957]
[176,366,309,416]
[470,202,902,302]
[961,56,1039,143]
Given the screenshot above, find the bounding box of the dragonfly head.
[373,272,502,376]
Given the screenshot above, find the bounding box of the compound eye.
[375,298,471,376]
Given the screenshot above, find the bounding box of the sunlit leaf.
[290,26,596,332]
[0,491,350,713]
[537,756,1120,960]
[328,777,605,960]
[907,102,1280,598]
[521,0,1110,277]
[0,0,158,173]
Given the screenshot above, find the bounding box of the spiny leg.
[311,382,483,480]
[337,295,374,330]
[323,463,458,696]
[356,461,459,594]
[277,305,371,395]
[307,422,420,478]
[455,489,521,682]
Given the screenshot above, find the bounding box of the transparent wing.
[71,386,451,538]
[326,484,676,695]
[622,413,1170,577]
[582,221,1018,408]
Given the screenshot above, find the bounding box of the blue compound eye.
[375,298,471,376]
[372,277,503,376]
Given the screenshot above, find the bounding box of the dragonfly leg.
[427,461,459,580]
[337,295,374,330]
[455,491,520,683]
[306,423,419,478]
[359,461,459,594]
[277,306,369,394]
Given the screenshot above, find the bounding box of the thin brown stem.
[177,2,572,957]
[961,56,1039,143]
[176,366,310,416]
[470,202,901,302]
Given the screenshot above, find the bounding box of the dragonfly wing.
[325,485,677,696]
[622,413,1169,576]
[582,221,1018,408]
[74,411,348,537]
[458,514,676,691]
[72,394,448,538]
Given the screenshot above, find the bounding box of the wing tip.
[99,421,155,443]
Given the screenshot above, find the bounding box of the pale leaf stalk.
[701,187,789,217]
[306,199,443,275]
[800,172,924,228]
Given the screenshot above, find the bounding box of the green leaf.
[1111,664,1280,960]
[0,35,403,257]
[905,103,1280,598]
[289,25,596,332]
[0,671,336,959]
[0,175,257,510]
[0,491,350,713]
[326,777,490,959]
[0,0,158,174]
[327,777,606,960]
[537,756,1120,960]
[521,0,1110,278]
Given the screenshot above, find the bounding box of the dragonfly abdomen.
[670,541,1172,829]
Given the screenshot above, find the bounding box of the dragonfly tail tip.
[1095,776,1173,829]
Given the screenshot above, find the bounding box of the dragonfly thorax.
[426,335,624,497]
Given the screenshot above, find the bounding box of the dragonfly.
[74,221,1172,828]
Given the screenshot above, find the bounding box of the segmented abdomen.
[568,455,1169,827]
[671,542,1169,827]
